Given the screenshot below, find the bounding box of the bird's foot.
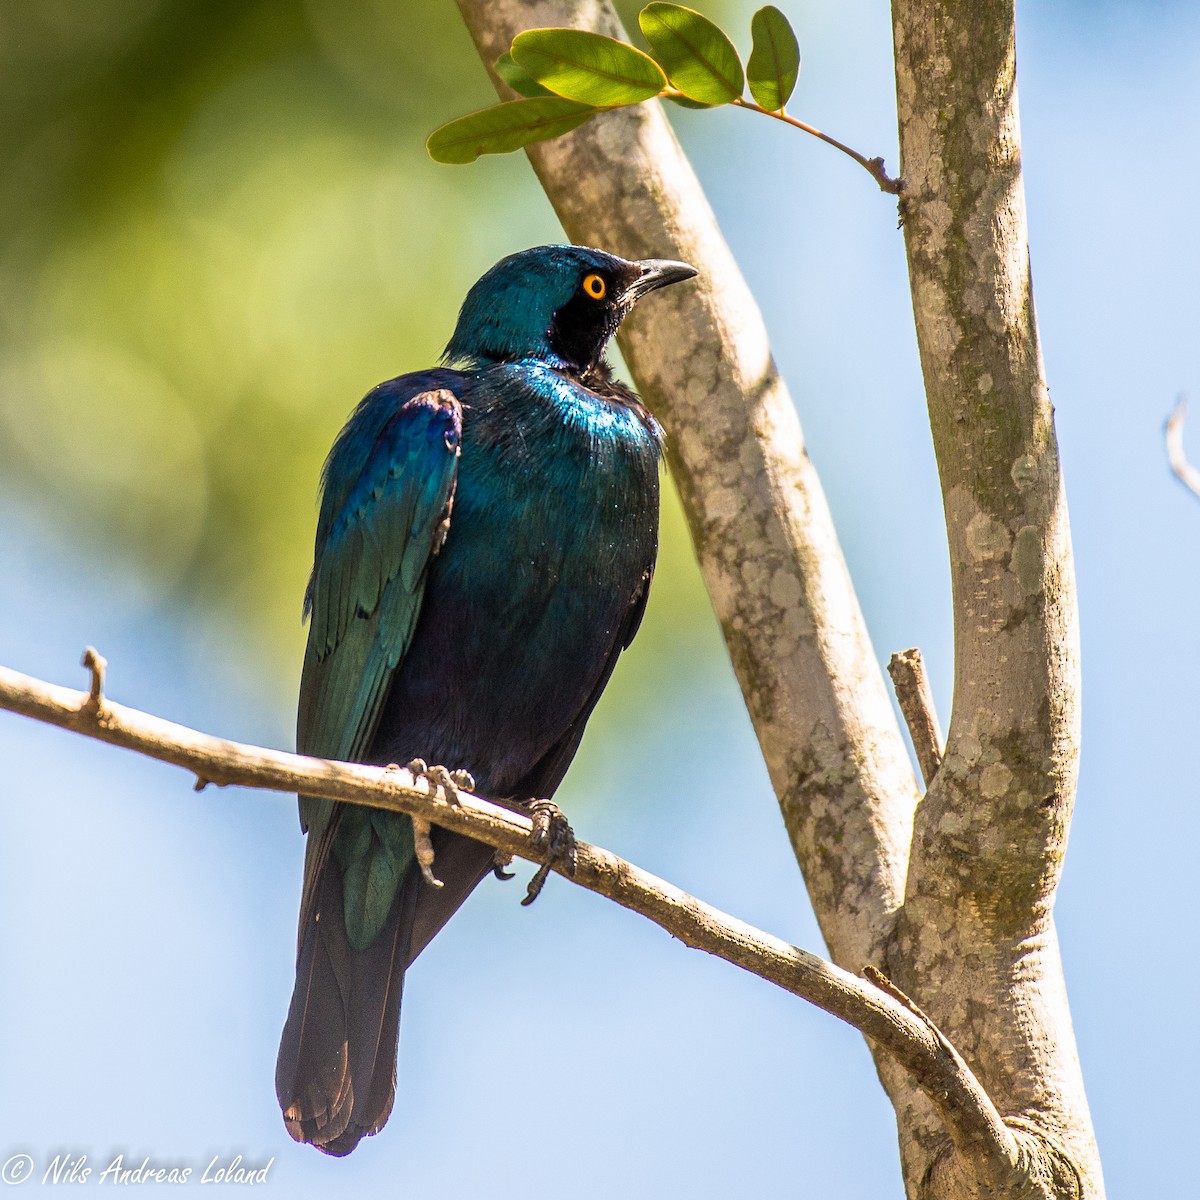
[520,799,577,907]
[405,758,475,804]
[388,760,476,889]
[492,850,516,881]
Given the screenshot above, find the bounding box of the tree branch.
[727,96,903,194]
[890,0,1100,1194]
[1166,397,1200,499]
[887,648,943,786]
[1,653,1013,1169]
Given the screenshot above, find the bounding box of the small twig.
[0,652,1016,1173]
[865,965,952,1053]
[726,96,904,195]
[80,647,107,718]
[887,648,944,787]
[1166,397,1200,500]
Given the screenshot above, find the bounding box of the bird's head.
[442,245,697,372]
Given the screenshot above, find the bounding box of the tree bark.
[887,1,1101,1194]
[453,0,1104,1196]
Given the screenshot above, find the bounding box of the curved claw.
[522,862,552,906]
[520,799,577,906]
[492,850,516,881]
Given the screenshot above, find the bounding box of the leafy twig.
[729,95,901,194]
[428,4,901,196]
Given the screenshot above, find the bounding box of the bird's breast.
[453,365,659,615]
[370,363,660,795]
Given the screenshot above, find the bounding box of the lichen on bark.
[890,0,1101,1194]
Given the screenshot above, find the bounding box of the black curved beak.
[623,258,699,302]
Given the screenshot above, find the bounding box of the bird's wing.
[295,378,463,932]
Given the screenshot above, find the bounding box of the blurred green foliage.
[0,0,725,718]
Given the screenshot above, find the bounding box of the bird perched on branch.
[276,244,697,1155]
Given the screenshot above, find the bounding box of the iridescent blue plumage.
[276,245,696,1155]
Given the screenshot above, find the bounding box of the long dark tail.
[275,856,417,1157]
[275,828,497,1156]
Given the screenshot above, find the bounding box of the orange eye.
[582,272,607,300]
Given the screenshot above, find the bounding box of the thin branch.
[1166,397,1200,499]
[887,648,943,786]
[727,96,903,195]
[0,653,1015,1174]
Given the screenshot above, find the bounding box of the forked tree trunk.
[454,1,1104,1195]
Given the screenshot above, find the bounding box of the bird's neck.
[551,358,660,436]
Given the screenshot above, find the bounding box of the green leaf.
[639,3,744,106]
[747,6,800,111]
[511,28,666,106]
[494,51,553,98]
[426,97,597,165]
[666,94,712,110]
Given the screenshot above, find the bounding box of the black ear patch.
[548,293,619,371]
[548,264,642,372]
